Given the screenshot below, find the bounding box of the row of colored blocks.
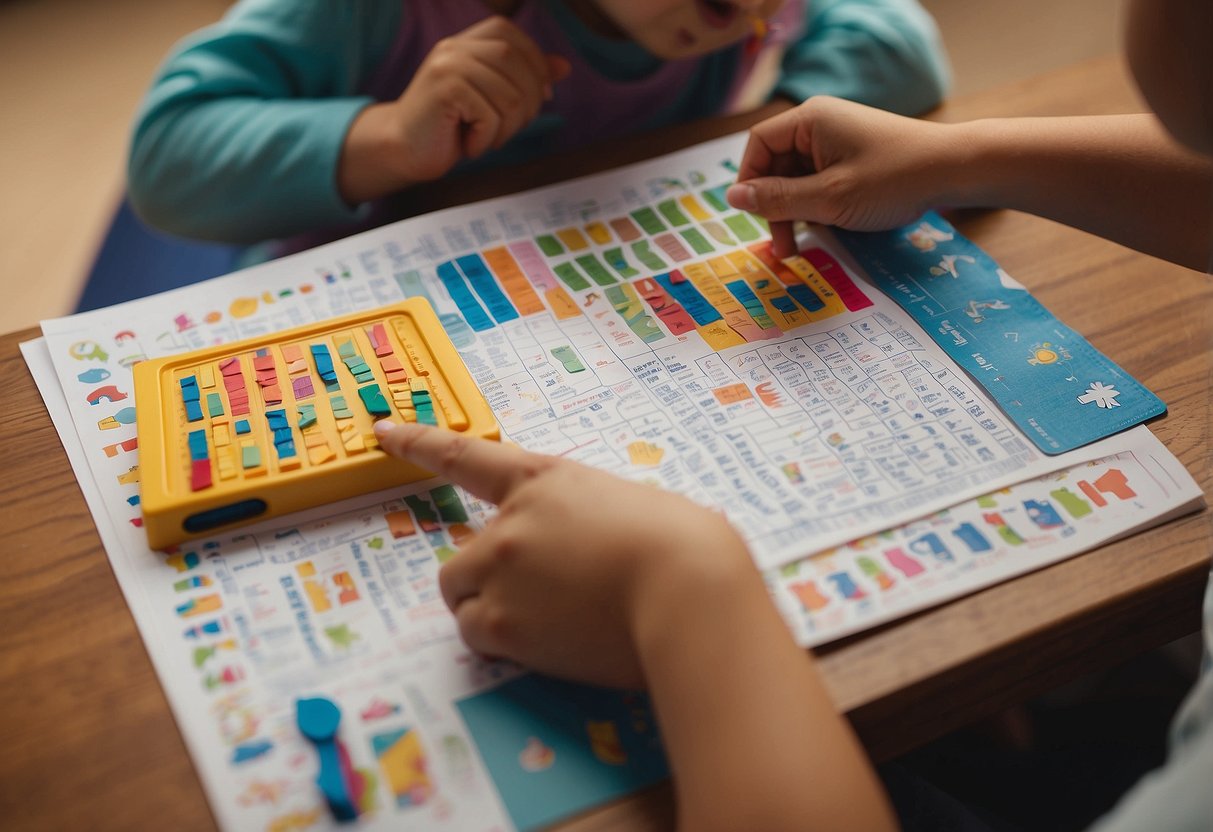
[187,418,257,491]
[388,377,437,425]
[532,189,753,256]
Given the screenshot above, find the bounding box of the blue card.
[832,213,1165,454]
[455,675,668,831]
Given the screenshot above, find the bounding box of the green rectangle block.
[680,227,714,255]
[430,484,470,523]
[603,247,638,278]
[701,184,730,212]
[657,198,690,227]
[553,262,591,291]
[630,207,666,235]
[358,383,390,416]
[536,234,564,256]
[574,254,617,286]
[206,392,224,417]
[241,445,260,469]
[631,241,667,271]
[723,213,761,242]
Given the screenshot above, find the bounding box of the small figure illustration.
[905,221,954,252]
[964,298,1011,324]
[929,253,977,278]
[1026,341,1071,365]
[1077,381,1122,408]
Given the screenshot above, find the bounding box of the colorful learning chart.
[770,429,1202,645]
[134,301,497,548]
[27,132,1201,831]
[834,214,1166,453]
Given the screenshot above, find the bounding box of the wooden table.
[1,55,1209,830]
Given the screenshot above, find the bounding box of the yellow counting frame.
[134,299,498,549]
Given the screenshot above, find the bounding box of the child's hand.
[392,16,570,179]
[373,421,758,689]
[726,96,963,257]
[339,16,571,204]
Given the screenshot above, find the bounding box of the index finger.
[373,420,552,505]
[736,105,816,182]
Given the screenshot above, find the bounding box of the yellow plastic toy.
[134,299,498,549]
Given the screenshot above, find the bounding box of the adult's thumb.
[726,175,830,224]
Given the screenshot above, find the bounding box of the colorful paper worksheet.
[27,132,1200,831]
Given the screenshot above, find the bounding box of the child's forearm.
[337,103,422,205]
[944,114,1213,271]
[632,552,897,832]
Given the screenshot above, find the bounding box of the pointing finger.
[373,421,555,505]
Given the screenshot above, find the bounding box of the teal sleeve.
[1088,577,1213,832]
[127,0,401,244]
[1085,693,1213,832]
[774,0,951,116]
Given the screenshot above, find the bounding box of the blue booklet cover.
[456,675,667,831]
[833,213,1165,454]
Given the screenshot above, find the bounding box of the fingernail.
[726,183,755,211]
[373,420,397,439]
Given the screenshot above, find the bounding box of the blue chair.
[75,197,244,312]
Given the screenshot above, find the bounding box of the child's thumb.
[726,175,830,224]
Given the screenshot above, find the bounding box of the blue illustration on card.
[455,675,667,831]
[832,212,1165,454]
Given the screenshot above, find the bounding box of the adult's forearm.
[945,114,1212,271]
[633,560,897,832]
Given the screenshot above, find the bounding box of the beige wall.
[0,0,229,334]
[0,0,1118,335]
[923,0,1122,96]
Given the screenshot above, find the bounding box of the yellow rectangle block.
[679,195,711,222]
[555,227,589,251]
[584,221,612,245]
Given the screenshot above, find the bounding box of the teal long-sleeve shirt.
[127,0,950,246]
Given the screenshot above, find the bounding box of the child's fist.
[391,16,571,182]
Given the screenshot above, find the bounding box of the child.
[126,0,948,260]
[370,0,1212,829]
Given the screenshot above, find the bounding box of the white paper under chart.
[27,133,1202,831]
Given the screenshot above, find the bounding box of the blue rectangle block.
[310,344,336,379]
[185,400,203,422]
[456,254,520,324]
[187,429,208,460]
[655,273,721,326]
[235,419,250,435]
[436,261,495,332]
[180,378,200,402]
[770,296,797,313]
[787,284,825,312]
[724,279,761,310]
